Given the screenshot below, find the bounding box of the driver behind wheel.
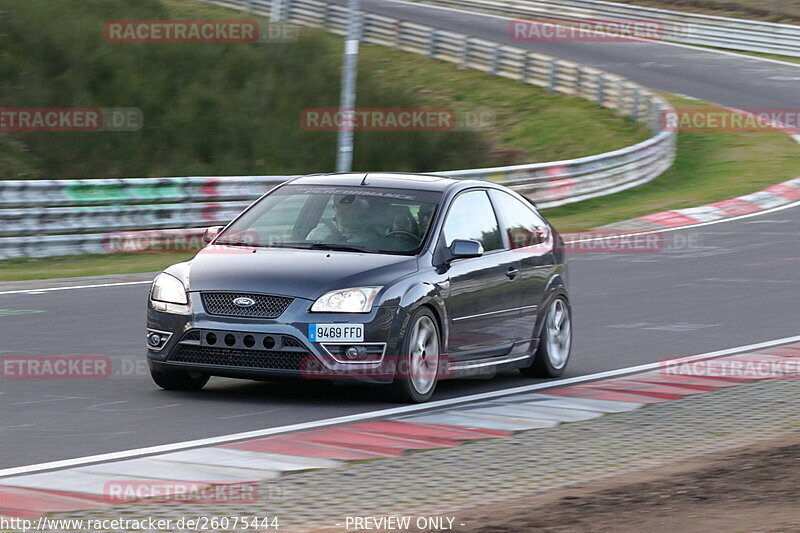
[387,205,419,236]
[307,195,381,245]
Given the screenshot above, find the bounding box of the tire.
[520,295,572,378]
[150,368,210,391]
[386,308,441,403]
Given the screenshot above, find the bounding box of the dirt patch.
[451,434,800,533]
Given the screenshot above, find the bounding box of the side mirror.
[203,226,223,244]
[446,239,484,262]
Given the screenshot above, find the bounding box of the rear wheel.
[386,308,441,403]
[150,368,209,391]
[521,296,572,378]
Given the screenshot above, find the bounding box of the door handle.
[506,267,519,280]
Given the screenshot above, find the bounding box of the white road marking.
[217,408,288,420]
[1,334,799,479]
[0,424,34,431]
[643,323,720,332]
[87,401,181,413]
[10,396,89,406]
[0,280,151,296]
[700,278,797,284]
[606,322,720,331]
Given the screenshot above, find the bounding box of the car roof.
[287,172,476,193]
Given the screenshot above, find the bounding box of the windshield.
[217,184,442,255]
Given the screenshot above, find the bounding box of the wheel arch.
[398,281,449,352]
[535,275,571,340]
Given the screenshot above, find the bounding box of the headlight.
[311,287,382,313]
[151,273,188,305]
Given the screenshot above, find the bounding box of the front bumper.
[147,292,406,384]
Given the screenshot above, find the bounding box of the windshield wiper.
[308,243,378,254]
[214,240,263,248]
[266,241,314,250]
[257,241,379,254]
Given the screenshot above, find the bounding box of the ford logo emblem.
[233,297,256,308]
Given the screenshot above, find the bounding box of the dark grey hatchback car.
[147,173,571,402]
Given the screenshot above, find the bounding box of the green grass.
[542,95,800,231]
[358,47,651,164]
[0,253,193,282]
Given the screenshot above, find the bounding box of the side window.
[442,190,502,252]
[490,191,548,249]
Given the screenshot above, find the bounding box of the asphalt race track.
[328,0,800,112]
[1,1,799,470]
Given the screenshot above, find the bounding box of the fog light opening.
[206,332,217,345]
[148,333,162,347]
[263,336,276,349]
[243,335,255,348]
[345,345,368,360]
[224,334,236,347]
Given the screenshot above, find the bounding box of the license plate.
[308,324,364,343]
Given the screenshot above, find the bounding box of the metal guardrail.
[0,0,676,259]
[409,0,800,58]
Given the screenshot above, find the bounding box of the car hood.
[182,246,419,300]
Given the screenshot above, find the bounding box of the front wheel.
[386,308,441,403]
[521,296,572,378]
[150,368,210,391]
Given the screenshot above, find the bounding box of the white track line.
[386,0,800,69]
[2,334,799,479]
[0,280,152,296]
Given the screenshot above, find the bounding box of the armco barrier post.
[428,29,438,59]
[548,59,557,92]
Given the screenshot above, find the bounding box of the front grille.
[201,292,293,319]
[169,344,307,371]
